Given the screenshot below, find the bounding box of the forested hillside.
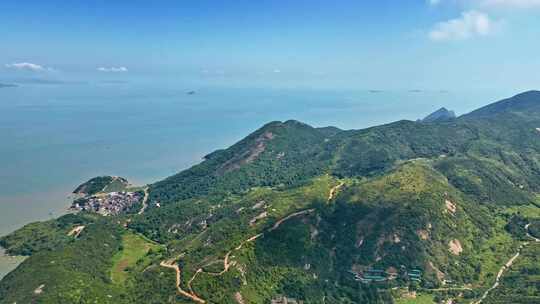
[1,91,540,304]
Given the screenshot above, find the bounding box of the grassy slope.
[395,294,435,304]
[110,233,161,284]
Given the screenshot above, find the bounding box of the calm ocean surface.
[0,82,513,278]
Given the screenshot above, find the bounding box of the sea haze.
[0,82,514,278]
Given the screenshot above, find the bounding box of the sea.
[0,82,515,278]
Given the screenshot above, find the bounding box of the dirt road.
[138,187,149,215]
[474,223,539,304]
[160,260,206,304]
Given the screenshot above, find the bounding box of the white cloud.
[5,62,46,71]
[429,10,493,41]
[97,66,128,72]
[480,0,540,8]
[431,0,540,8]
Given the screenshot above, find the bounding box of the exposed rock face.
[218,131,274,174]
[421,107,456,123]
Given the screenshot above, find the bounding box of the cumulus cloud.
[429,10,493,41]
[5,62,46,71]
[97,66,128,72]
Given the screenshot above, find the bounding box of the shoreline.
[0,174,156,281]
[0,248,27,280]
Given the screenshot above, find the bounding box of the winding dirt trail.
[473,223,539,304]
[161,182,339,303]
[428,287,473,292]
[525,223,540,242]
[160,259,206,304]
[138,187,149,215]
[269,209,315,232]
[168,207,317,303]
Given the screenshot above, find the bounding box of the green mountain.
[1,92,540,304]
[420,107,456,123]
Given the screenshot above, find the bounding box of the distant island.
[0,83,17,88]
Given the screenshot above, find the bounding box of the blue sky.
[1,0,539,90]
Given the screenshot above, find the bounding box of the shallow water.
[0,82,513,278]
[0,249,26,280]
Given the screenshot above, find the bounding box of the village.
[71,191,143,216]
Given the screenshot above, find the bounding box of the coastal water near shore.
[0,83,513,279]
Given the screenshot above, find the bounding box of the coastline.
[0,248,26,280]
[0,177,153,280]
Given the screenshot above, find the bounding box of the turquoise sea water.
[0,82,514,278]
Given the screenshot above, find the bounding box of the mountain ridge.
[2,91,540,304]
[461,90,540,119]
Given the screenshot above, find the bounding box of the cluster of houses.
[407,269,422,282]
[349,268,422,284]
[72,191,142,216]
[270,295,304,304]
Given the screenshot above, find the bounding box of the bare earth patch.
[234,292,246,304]
[417,229,429,240]
[219,131,274,173]
[445,199,457,215]
[249,211,268,226]
[34,284,45,295]
[428,261,446,282]
[448,239,463,255]
[67,225,85,238]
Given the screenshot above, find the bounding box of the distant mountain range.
[1,91,540,304]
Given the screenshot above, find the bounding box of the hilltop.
[1,91,540,304]
[420,107,456,123]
